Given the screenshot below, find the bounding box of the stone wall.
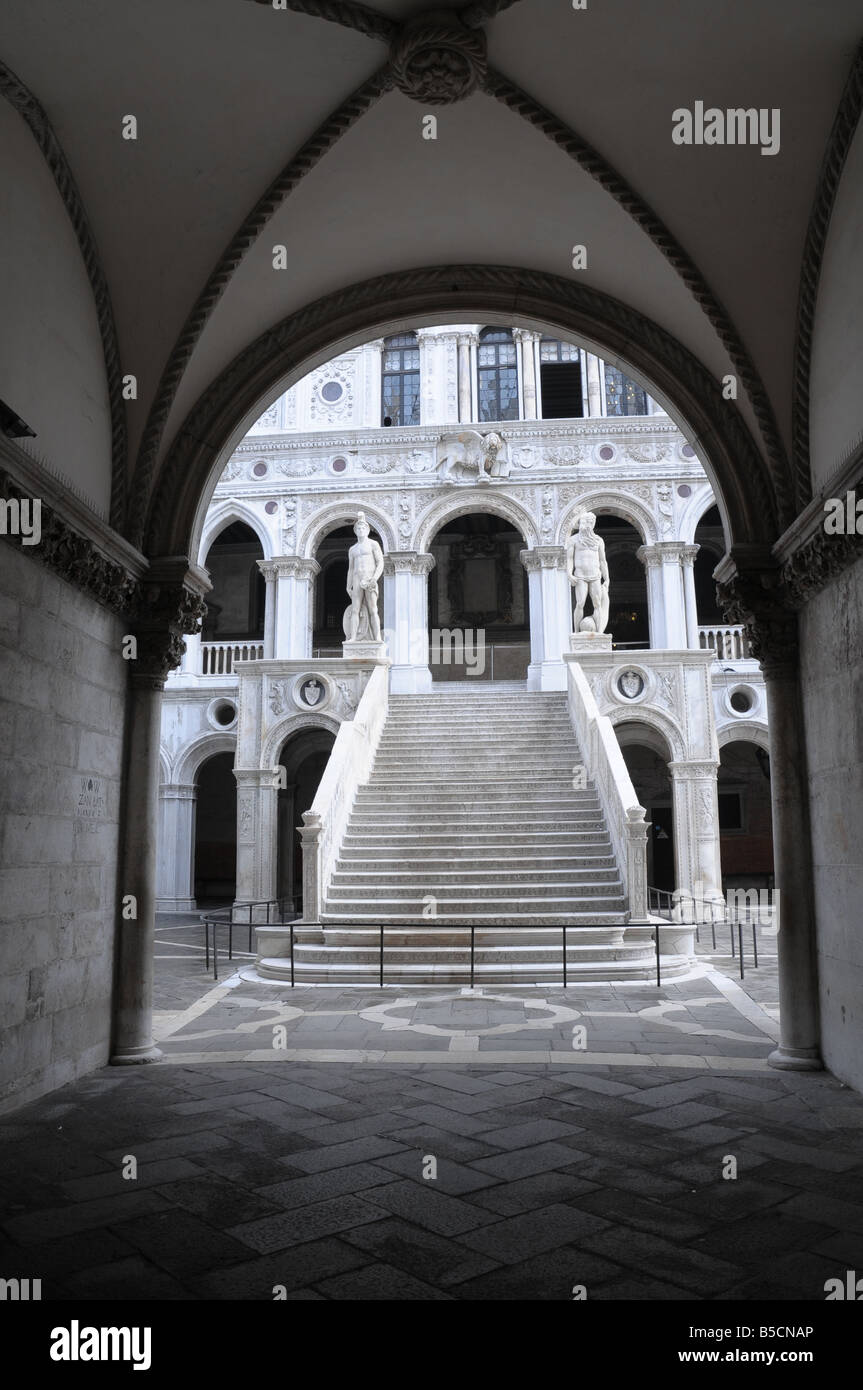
[0,545,127,1112]
[800,553,863,1089]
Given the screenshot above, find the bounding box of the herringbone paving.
[1,925,860,1300]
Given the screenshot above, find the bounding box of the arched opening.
[193,752,237,906]
[718,739,774,892]
[313,522,386,654]
[617,723,675,892]
[427,511,530,681]
[201,520,265,643]
[594,516,650,648]
[693,504,725,626]
[276,728,337,911]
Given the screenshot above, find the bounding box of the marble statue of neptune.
[567,511,610,634]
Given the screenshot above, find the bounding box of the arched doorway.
[427,512,530,681]
[594,515,650,648]
[718,739,774,892]
[693,504,725,627]
[617,723,675,892]
[276,728,336,912]
[193,752,237,906]
[313,522,386,655]
[200,520,265,644]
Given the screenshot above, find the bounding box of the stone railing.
[201,640,264,675]
[299,663,389,922]
[698,624,751,660]
[565,660,649,920]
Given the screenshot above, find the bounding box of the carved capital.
[715,569,798,678]
[274,556,320,580]
[132,563,209,684]
[257,559,279,582]
[383,551,436,577]
[520,546,566,573]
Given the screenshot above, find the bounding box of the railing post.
[379,923,384,987]
[299,811,323,923]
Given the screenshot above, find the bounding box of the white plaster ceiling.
[3,0,861,490]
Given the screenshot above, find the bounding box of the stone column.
[637,544,666,648]
[521,547,570,691]
[235,767,278,904]
[274,556,320,659]
[156,783,196,912]
[383,552,435,693]
[668,761,723,908]
[717,569,822,1070]
[514,329,540,420]
[111,563,209,1065]
[681,543,700,648]
[457,333,475,423]
[585,353,603,417]
[258,559,278,659]
[659,543,689,648]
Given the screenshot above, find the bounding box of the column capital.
[257,559,280,581]
[273,555,320,579]
[680,543,700,565]
[636,544,664,571]
[456,331,478,348]
[512,327,541,345]
[668,760,720,779]
[131,560,210,687]
[714,562,798,678]
[520,545,567,572]
[383,551,436,576]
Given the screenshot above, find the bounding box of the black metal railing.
[200,897,298,980]
[647,886,771,980]
[270,920,662,989]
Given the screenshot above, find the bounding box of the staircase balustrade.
[299,663,389,922]
[565,661,650,920]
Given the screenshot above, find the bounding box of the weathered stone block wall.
[0,545,126,1112]
[800,553,863,1089]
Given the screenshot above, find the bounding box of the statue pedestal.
[342,639,388,661]
[569,632,613,655]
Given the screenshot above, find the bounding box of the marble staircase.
[258,684,669,983]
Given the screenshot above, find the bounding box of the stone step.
[329,868,621,887]
[315,909,628,925]
[338,849,615,865]
[341,832,612,848]
[325,887,626,906]
[310,926,629,947]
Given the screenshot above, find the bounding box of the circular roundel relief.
[728,686,755,715]
[207,698,237,729]
[680,443,696,459]
[320,381,343,403]
[330,456,348,474]
[598,444,616,462]
[297,677,327,709]
[617,669,645,700]
[252,461,268,477]
[264,501,278,515]
[677,483,692,498]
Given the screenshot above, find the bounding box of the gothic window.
[539,337,584,418]
[478,328,519,422]
[604,364,648,416]
[381,333,420,425]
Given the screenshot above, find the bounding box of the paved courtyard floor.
[1,919,861,1300]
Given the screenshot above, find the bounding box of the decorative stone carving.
[657,481,674,536]
[389,10,488,105]
[268,680,291,717]
[439,429,510,484]
[626,439,669,465]
[298,677,325,707]
[566,511,610,634]
[281,497,297,551]
[716,570,798,677]
[345,511,384,643]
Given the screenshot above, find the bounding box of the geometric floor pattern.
[1,922,861,1300]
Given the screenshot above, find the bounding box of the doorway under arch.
[194,752,237,905]
[276,727,337,912]
[718,738,775,892]
[427,512,530,681]
[617,723,675,893]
